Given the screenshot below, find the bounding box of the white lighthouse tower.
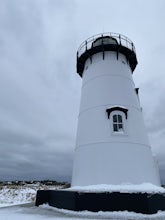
[36,33,165,213]
[72,33,160,187]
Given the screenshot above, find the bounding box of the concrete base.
[35,190,165,214]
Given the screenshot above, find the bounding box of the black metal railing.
[77,32,136,59]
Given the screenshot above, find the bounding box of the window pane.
[118,115,122,123]
[113,124,118,132]
[113,115,117,122]
[118,124,123,130]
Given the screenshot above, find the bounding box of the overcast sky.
[0,0,165,184]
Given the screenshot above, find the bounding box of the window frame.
[110,111,127,135]
[113,114,124,132]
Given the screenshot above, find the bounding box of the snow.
[0,184,63,207]
[107,105,128,110]
[1,183,165,219]
[0,186,36,207]
[68,183,165,194]
[1,204,165,220]
[41,204,165,219]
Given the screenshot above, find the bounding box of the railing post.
[101,34,104,60]
[91,39,93,48]
[131,42,134,51]
[119,34,121,45]
[126,38,128,48]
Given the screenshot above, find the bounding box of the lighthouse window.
[92,36,118,47]
[113,114,123,132]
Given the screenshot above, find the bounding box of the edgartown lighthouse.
[36,33,165,213]
[72,33,160,187]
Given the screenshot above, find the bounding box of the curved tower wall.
[72,36,160,187]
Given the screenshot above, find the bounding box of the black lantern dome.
[77,33,137,77]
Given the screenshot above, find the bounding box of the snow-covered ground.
[1,183,165,219]
[1,204,165,220]
[0,183,64,207]
[0,186,35,207]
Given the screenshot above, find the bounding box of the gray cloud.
[0,0,80,182]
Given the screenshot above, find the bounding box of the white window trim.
[110,111,128,136]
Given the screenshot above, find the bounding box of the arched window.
[106,106,128,134]
[113,114,123,132]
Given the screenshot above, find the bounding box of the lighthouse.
[72,33,160,187]
[36,33,165,214]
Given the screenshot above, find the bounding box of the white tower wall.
[72,37,160,187]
